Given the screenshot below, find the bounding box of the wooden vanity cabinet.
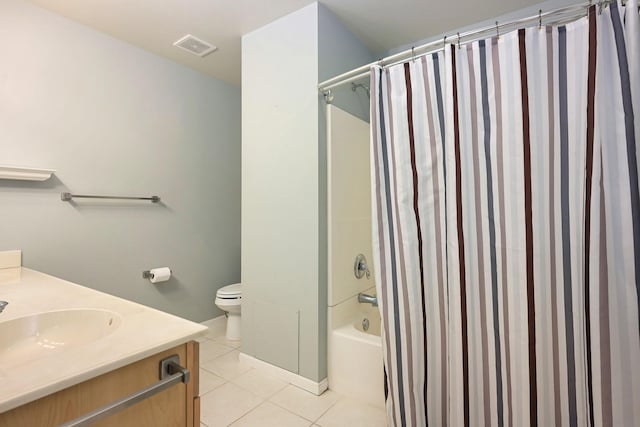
[0,341,200,427]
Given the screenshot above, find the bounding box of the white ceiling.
[27,0,540,86]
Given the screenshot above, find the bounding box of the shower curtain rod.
[318,0,613,95]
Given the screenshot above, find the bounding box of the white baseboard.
[201,315,226,327]
[200,315,227,338]
[239,352,328,396]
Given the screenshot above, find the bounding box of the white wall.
[242,2,373,382]
[0,0,241,322]
[384,0,581,57]
[318,6,373,122]
[242,3,320,379]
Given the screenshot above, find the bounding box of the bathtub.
[328,294,385,408]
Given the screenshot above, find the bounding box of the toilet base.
[226,312,241,341]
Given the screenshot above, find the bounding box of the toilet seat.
[216,283,242,299]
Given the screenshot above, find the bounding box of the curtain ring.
[496,21,500,39]
[443,35,447,50]
[411,46,415,62]
[457,32,461,50]
[539,9,542,29]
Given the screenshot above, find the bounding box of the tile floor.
[198,319,387,427]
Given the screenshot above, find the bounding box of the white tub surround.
[326,105,383,407]
[0,267,207,412]
[327,106,374,308]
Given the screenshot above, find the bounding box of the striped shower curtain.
[370,2,639,426]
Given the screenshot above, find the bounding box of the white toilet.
[215,283,242,341]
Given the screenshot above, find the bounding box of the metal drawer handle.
[59,355,189,427]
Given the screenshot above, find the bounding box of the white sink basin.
[0,309,122,366]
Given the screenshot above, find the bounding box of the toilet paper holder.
[142,268,172,280]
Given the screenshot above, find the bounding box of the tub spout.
[357,293,378,307]
[0,301,7,313]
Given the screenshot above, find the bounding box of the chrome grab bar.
[61,192,160,203]
[59,355,189,427]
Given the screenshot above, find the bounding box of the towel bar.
[59,355,188,427]
[61,192,160,203]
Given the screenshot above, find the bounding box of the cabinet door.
[0,341,200,427]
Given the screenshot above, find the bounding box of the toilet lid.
[217,283,242,298]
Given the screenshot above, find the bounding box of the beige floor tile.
[212,335,242,348]
[315,397,387,427]
[232,368,288,399]
[230,401,311,427]
[201,349,253,381]
[199,339,234,363]
[269,385,341,422]
[201,317,242,347]
[200,382,263,427]
[199,368,226,395]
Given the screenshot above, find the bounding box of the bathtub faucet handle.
[354,254,370,280]
[359,262,371,279]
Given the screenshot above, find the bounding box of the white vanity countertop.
[0,268,207,413]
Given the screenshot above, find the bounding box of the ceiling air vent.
[173,34,217,57]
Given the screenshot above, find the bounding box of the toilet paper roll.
[149,267,171,284]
